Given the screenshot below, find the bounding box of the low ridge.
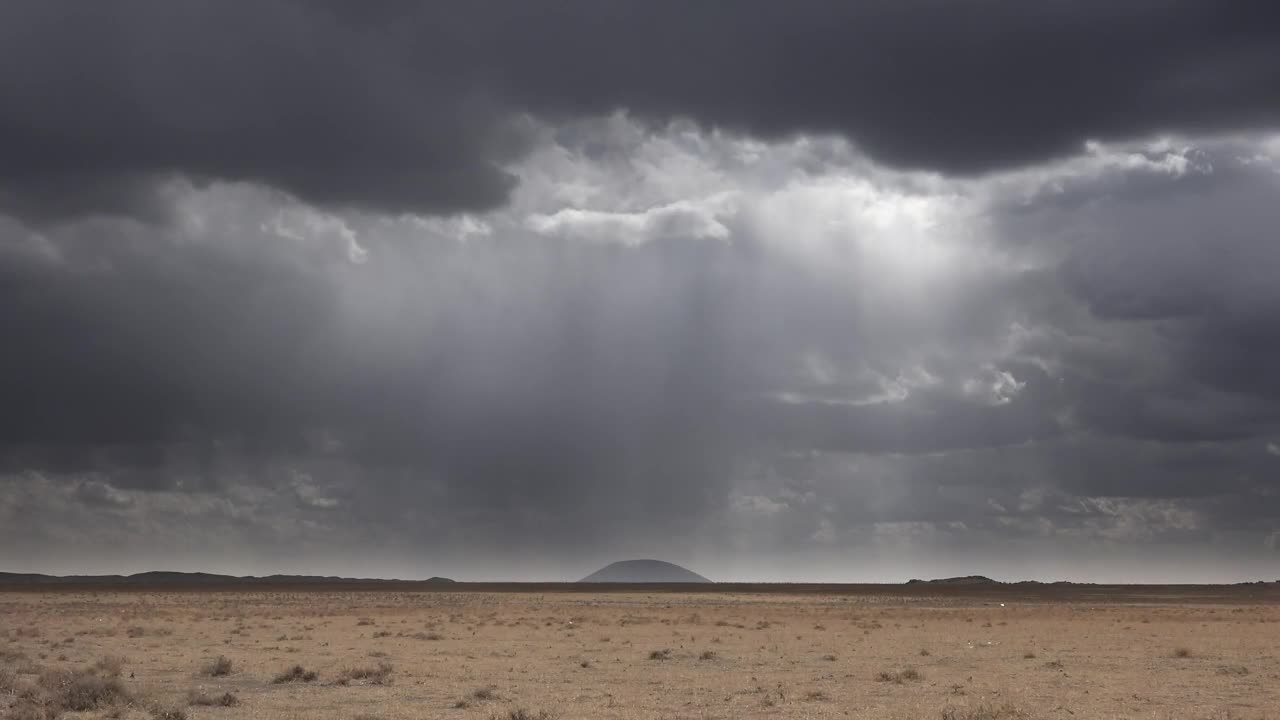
[905,575,999,585]
[0,571,452,587]
[579,559,712,583]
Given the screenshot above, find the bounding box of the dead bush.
[335,662,393,686]
[93,655,127,676]
[38,665,131,712]
[876,667,922,684]
[205,655,233,677]
[272,664,318,684]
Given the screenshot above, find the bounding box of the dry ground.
[2,587,1278,719]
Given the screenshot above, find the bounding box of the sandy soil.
[2,587,1278,719]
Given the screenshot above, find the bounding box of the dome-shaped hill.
[579,559,711,583]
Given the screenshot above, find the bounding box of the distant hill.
[905,575,1000,585]
[579,559,711,583]
[0,571,453,587]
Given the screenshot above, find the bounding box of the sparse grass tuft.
[470,686,498,701]
[153,708,188,720]
[272,664,318,683]
[876,667,922,684]
[335,662,393,686]
[1216,665,1249,676]
[648,649,672,660]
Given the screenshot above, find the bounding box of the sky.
[2,1,1280,583]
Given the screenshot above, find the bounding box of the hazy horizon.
[6,549,1278,586]
[3,2,1280,585]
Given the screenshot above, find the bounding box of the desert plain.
[2,583,1278,720]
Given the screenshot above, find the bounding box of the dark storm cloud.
[3,114,1280,577]
[0,209,746,528]
[999,142,1280,442]
[0,169,1065,569]
[3,0,1280,221]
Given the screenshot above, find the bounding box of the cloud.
[2,114,1280,579]
[526,196,733,246]
[3,1,1280,223]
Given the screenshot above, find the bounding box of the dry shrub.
[648,649,672,660]
[205,655,233,676]
[37,664,131,712]
[1173,647,1193,658]
[876,667,922,684]
[272,664,318,683]
[92,655,127,676]
[335,662,393,686]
